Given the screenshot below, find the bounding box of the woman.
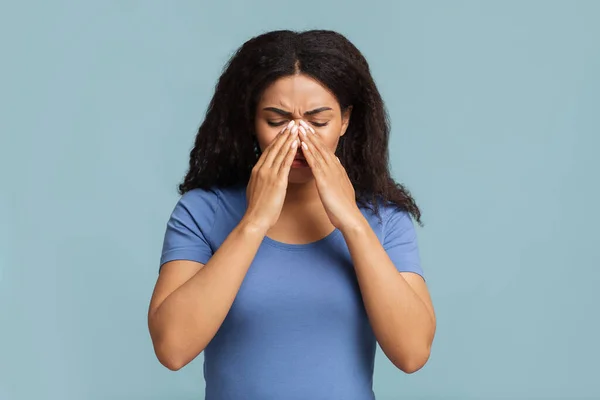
[148,29,436,399]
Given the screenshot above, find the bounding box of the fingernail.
[291,125,298,135]
[299,120,309,129]
[291,139,298,148]
[299,126,307,136]
[302,142,308,150]
[287,120,295,128]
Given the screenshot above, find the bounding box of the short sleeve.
[159,189,219,271]
[382,206,424,279]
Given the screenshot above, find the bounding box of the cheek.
[314,124,342,151]
[255,123,279,151]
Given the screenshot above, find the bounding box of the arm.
[148,121,299,371]
[148,219,265,371]
[341,214,436,373]
[297,125,435,373]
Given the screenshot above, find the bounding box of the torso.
[184,185,384,400]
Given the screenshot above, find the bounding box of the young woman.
[148,29,436,399]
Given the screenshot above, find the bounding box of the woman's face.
[255,74,351,183]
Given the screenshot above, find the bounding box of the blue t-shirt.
[160,185,423,400]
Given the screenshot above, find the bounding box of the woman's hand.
[297,120,364,231]
[244,120,299,232]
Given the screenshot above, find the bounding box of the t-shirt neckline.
[262,228,342,251]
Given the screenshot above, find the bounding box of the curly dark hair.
[179,29,422,224]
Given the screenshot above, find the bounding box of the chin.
[287,168,314,184]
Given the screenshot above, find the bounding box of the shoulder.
[360,199,415,236]
[177,187,221,212]
[382,203,415,235]
[170,185,245,233]
[167,187,223,228]
[363,199,422,275]
[176,185,244,211]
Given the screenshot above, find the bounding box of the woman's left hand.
[298,121,364,231]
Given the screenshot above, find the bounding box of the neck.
[283,180,321,210]
[277,178,334,234]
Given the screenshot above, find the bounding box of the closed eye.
[268,120,329,128]
[267,120,288,127]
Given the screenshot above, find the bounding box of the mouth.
[292,152,308,168]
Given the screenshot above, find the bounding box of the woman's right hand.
[243,120,299,232]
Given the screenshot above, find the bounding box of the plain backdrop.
[1,1,599,399]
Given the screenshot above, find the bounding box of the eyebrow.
[262,106,333,117]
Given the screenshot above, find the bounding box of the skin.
[253,74,351,244]
[148,74,436,373]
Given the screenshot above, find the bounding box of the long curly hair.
[179,29,422,224]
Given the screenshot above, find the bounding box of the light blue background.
[1,1,598,399]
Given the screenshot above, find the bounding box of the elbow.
[159,355,186,372]
[157,347,187,371]
[396,358,427,374]
[150,331,205,372]
[392,345,431,374]
[148,313,212,371]
[153,340,198,371]
[393,326,436,374]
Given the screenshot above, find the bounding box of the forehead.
[258,74,339,110]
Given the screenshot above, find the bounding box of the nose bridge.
[290,106,306,121]
[289,85,306,120]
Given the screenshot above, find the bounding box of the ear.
[340,106,353,137]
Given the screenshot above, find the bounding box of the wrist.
[338,210,369,235]
[238,216,270,238]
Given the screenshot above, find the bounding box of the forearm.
[150,218,266,368]
[341,215,435,372]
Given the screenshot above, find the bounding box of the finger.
[302,122,332,163]
[298,119,315,134]
[313,133,335,164]
[300,139,323,174]
[278,137,299,177]
[338,157,353,185]
[263,121,296,168]
[300,125,329,166]
[335,155,346,173]
[254,121,292,170]
[272,124,299,169]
